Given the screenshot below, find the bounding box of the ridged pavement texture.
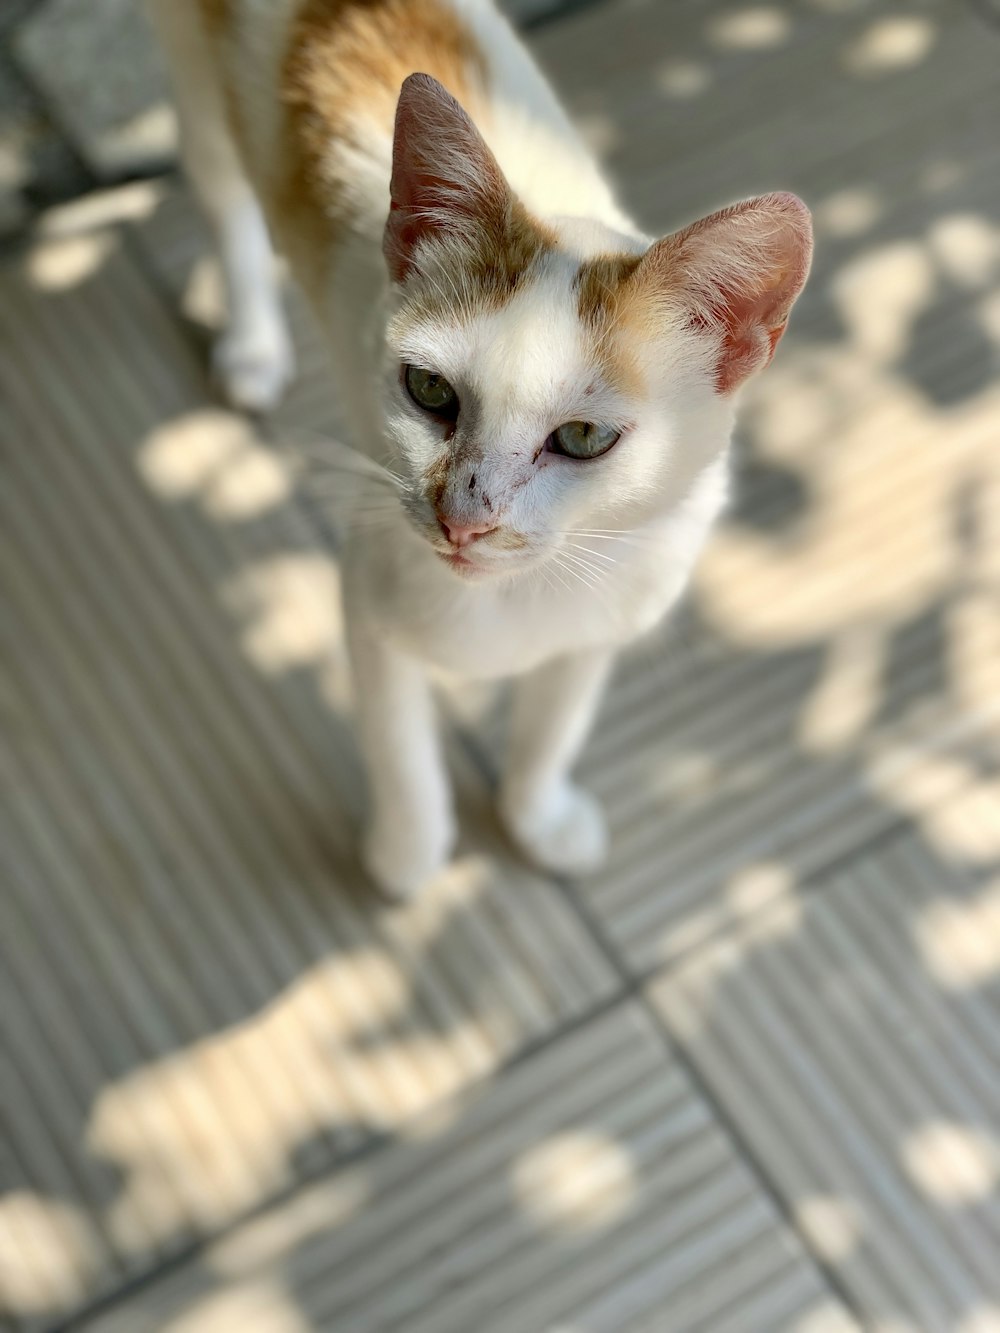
[2,0,1000,1329]
[88,1007,856,1333]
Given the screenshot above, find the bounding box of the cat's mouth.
[430,538,537,579]
[434,546,516,578]
[438,548,482,574]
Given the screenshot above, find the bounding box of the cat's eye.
[547,420,621,460]
[405,365,460,419]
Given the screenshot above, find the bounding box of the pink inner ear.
[653,193,813,393]
[384,73,507,283]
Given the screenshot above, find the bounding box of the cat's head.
[381,74,812,579]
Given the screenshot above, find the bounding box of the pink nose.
[438,517,497,548]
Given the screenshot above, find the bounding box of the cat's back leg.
[147,0,294,413]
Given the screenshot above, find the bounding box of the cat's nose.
[438,516,497,548]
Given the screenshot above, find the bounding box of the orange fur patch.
[274,0,488,281]
[575,252,646,397]
[196,0,230,37]
[400,199,555,328]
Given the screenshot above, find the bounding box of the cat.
[149,0,812,899]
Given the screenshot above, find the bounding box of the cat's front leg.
[500,648,614,877]
[347,625,456,901]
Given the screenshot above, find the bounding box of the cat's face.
[381,75,812,580]
[383,229,725,579]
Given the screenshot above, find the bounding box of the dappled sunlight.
[655,59,712,98]
[26,232,117,291]
[204,445,292,520]
[98,101,178,175]
[832,241,936,363]
[385,852,491,948]
[842,15,937,75]
[511,1131,637,1235]
[915,878,1000,990]
[160,1278,312,1333]
[797,1313,868,1333]
[793,1194,864,1262]
[950,593,1000,713]
[706,5,791,49]
[902,1121,1000,1207]
[208,1169,368,1274]
[814,185,884,239]
[181,254,226,329]
[928,214,1000,290]
[797,622,884,753]
[725,862,802,936]
[957,1308,1000,1333]
[575,111,621,156]
[82,911,500,1258]
[221,552,346,676]
[649,749,721,804]
[865,740,1000,865]
[139,410,293,519]
[0,1194,103,1317]
[694,205,1000,851]
[659,867,805,1034]
[139,410,250,498]
[36,179,165,238]
[804,0,870,11]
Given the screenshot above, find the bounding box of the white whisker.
[555,550,601,591]
[565,540,616,566]
[560,547,609,583]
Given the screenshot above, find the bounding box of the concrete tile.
[0,222,614,1331]
[13,0,175,178]
[79,1005,858,1333]
[651,794,1000,1333]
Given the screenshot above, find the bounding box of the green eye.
[548,420,621,460]
[405,365,459,419]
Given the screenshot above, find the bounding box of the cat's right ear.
[384,73,512,283]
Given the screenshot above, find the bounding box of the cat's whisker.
[560,547,610,583]
[554,550,601,592]
[563,527,660,543]
[340,501,406,519]
[547,556,582,597]
[296,473,404,505]
[534,559,561,600]
[564,540,616,566]
[562,530,663,554]
[306,462,404,491]
[280,431,407,492]
[554,552,625,629]
[556,544,602,576]
[298,478,402,502]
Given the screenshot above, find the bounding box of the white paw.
[502,783,608,877]
[213,324,295,414]
[361,817,456,903]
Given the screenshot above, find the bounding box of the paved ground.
[2,0,1000,1330]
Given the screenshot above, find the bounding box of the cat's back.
[197,0,625,265]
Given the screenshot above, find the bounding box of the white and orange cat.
[150,0,812,899]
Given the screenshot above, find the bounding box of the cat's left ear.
[644,192,813,393]
[385,73,515,283]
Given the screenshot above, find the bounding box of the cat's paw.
[361,817,456,903]
[213,323,295,415]
[502,783,608,877]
